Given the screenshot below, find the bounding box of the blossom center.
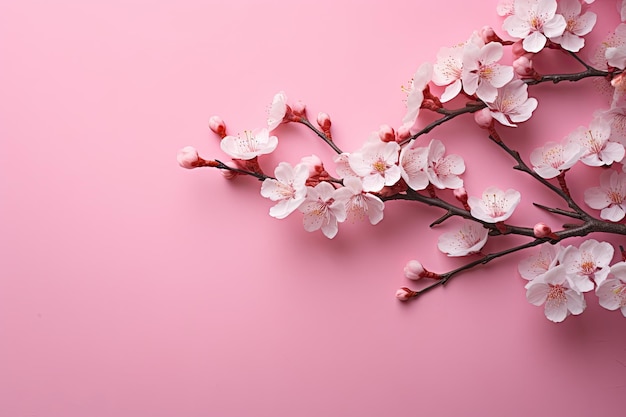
[547,284,566,306]
[579,259,597,275]
[611,284,626,307]
[608,189,625,204]
[373,159,388,174]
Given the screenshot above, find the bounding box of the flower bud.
[513,55,535,77]
[378,124,396,142]
[512,40,527,58]
[208,116,227,138]
[479,26,503,44]
[300,154,324,177]
[396,125,411,140]
[474,108,493,129]
[404,260,425,280]
[533,222,559,240]
[317,112,331,130]
[395,287,416,301]
[177,146,202,169]
[292,100,307,118]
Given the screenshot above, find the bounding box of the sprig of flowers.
[179,0,626,322]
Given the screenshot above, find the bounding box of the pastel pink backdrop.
[1,1,625,416]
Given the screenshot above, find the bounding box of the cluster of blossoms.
[179,0,626,322]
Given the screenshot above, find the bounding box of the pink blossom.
[432,44,465,103]
[502,0,567,53]
[461,42,514,102]
[486,79,538,127]
[334,153,359,180]
[584,169,626,221]
[560,239,614,291]
[348,139,401,192]
[551,0,597,53]
[596,261,626,317]
[437,220,489,257]
[529,141,582,179]
[298,182,346,239]
[468,186,521,223]
[526,264,586,322]
[260,162,309,219]
[566,118,624,166]
[220,128,278,160]
[518,243,563,281]
[333,177,384,225]
[595,107,626,146]
[267,91,288,131]
[606,24,626,69]
[399,140,429,191]
[425,139,465,190]
[401,62,433,132]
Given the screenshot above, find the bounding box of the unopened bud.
[208,116,227,138]
[512,40,528,58]
[479,26,504,44]
[292,100,307,118]
[404,260,426,280]
[396,125,411,140]
[395,287,417,301]
[317,112,331,130]
[533,222,559,240]
[378,124,396,142]
[474,108,493,129]
[513,55,536,78]
[177,146,202,169]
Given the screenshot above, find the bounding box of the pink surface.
[2,1,626,416]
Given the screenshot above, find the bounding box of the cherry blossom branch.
[296,117,343,154]
[486,133,589,217]
[213,159,272,181]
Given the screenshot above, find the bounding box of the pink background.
[2,0,626,415]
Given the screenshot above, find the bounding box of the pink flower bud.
[396,125,411,140]
[317,112,331,130]
[479,26,503,44]
[513,55,535,77]
[474,108,493,129]
[512,40,527,58]
[395,287,416,301]
[404,260,425,280]
[177,146,202,169]
[221,169,239,180]
[453,187,468,203]
[300,154,324,177]
[378,124,396,142]
[533,222,559,240]
[292,100,307,118]
[208,116,227,138]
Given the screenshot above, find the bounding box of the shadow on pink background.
[1,0,625,416]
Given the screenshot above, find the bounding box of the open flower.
[551,0,597,53]
[502,0,567,53]
[399,140,429,191]
[518,243,563,281]
[584,169,626,221]
[260,162,309,219]
[298,181,346,239]
[425,139,465,190]
[595,107,626,146]
[220,128,278,160]
[333,177,384,225]
[437,220,489,257]
[560,239,614,291]
[596,261,626,317]
[348,139,401,192]
[461,42,514,102]
[468,186,521,223]
[529,141,581,179]
[567,118,624,166]
[401,62,433,132]
[267,91,288,131]
[526,264,586,322]
[486,79,538,127]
